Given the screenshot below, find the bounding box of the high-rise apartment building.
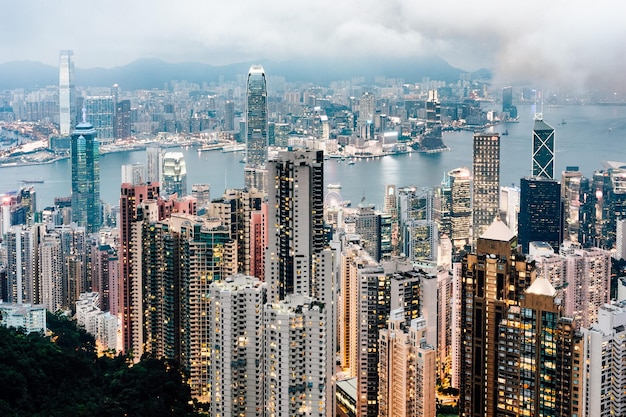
[264,149,335,416]
[472,133,500,246]
[518,176,563,253]
[460,219,533,417]
[71,117,101,233]
[582,302,626,416]
[118,182,164,355]
[244,65,268,190]
[532,116,555,179]
[59,50,75,136]
[161,152,187,198]
[378,311,436,417]
[496,277,581,416]
[206,275,266,411]
[5,226,34,304]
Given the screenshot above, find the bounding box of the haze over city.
[2,0,625,92]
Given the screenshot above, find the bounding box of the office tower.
[5,226,34,304]
[501,86,517,119]
[460,219,533,417]
[496,277,581,416]
[532,115,555,179]
[118,182,162,355]
[114,99,131,140]
[264,149,335,416]
[190,184,210,210]
[224,100,235,131]
[84,96,115,143]
[161,152,187,198]
[561,167,594,244]
[448,167,472,250]
[403,218,438,262]
[145,145,161,184]
[244,65,268,175]
[472,133,501,246]
[426,90,441,124]
[353,199,382,261]
[518,176,563,253]
[59,50,75,136]
[378,312,436,417]
[582,302,626,416]
[71,117,101,233]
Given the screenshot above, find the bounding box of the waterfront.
[1,104,625,210]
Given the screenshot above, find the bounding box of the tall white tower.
[59,50,75,136]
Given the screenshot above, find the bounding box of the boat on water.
[560,118,567,125]
[221,143,246,153]
[501,129,509,136]
[22,179,44,184]
[347,159,355,165]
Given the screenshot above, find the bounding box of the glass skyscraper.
[472,133,500,246]
[243,65,268,192]
[532,116,555,179]
[71,117,101,233]
[245,65,268,169]
[59,50,75,136]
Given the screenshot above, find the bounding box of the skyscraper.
[518,176,563,253]
[448,167,472,251]
[532,115,555,179]
[460,219,533,417]
[161,152,187,198]
[71,115,101,233]
[84,96,115,144]
[59,50,75,136]
[245,65,268,166]
[496,278,581,416]
[472,133,500,245]
[378,312,436,417]
[264,149,336,416]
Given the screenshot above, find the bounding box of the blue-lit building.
[71,118,101,233]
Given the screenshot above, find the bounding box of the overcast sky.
[2,0,624,91]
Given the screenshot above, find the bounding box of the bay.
[1,104,624,211]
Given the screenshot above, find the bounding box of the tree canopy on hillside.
[0,312,199,417]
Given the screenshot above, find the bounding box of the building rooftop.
[526,276,557,297]
[480,218,516,242]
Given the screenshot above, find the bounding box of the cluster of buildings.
[1,51,626,417]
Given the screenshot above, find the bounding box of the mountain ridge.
[0,57,490,91]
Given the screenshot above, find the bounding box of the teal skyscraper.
[71,114,101,233]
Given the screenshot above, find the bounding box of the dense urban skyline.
[1,1,625,93]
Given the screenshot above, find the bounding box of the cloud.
[1,0,624,92]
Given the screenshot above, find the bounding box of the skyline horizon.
[2,1,625,94]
